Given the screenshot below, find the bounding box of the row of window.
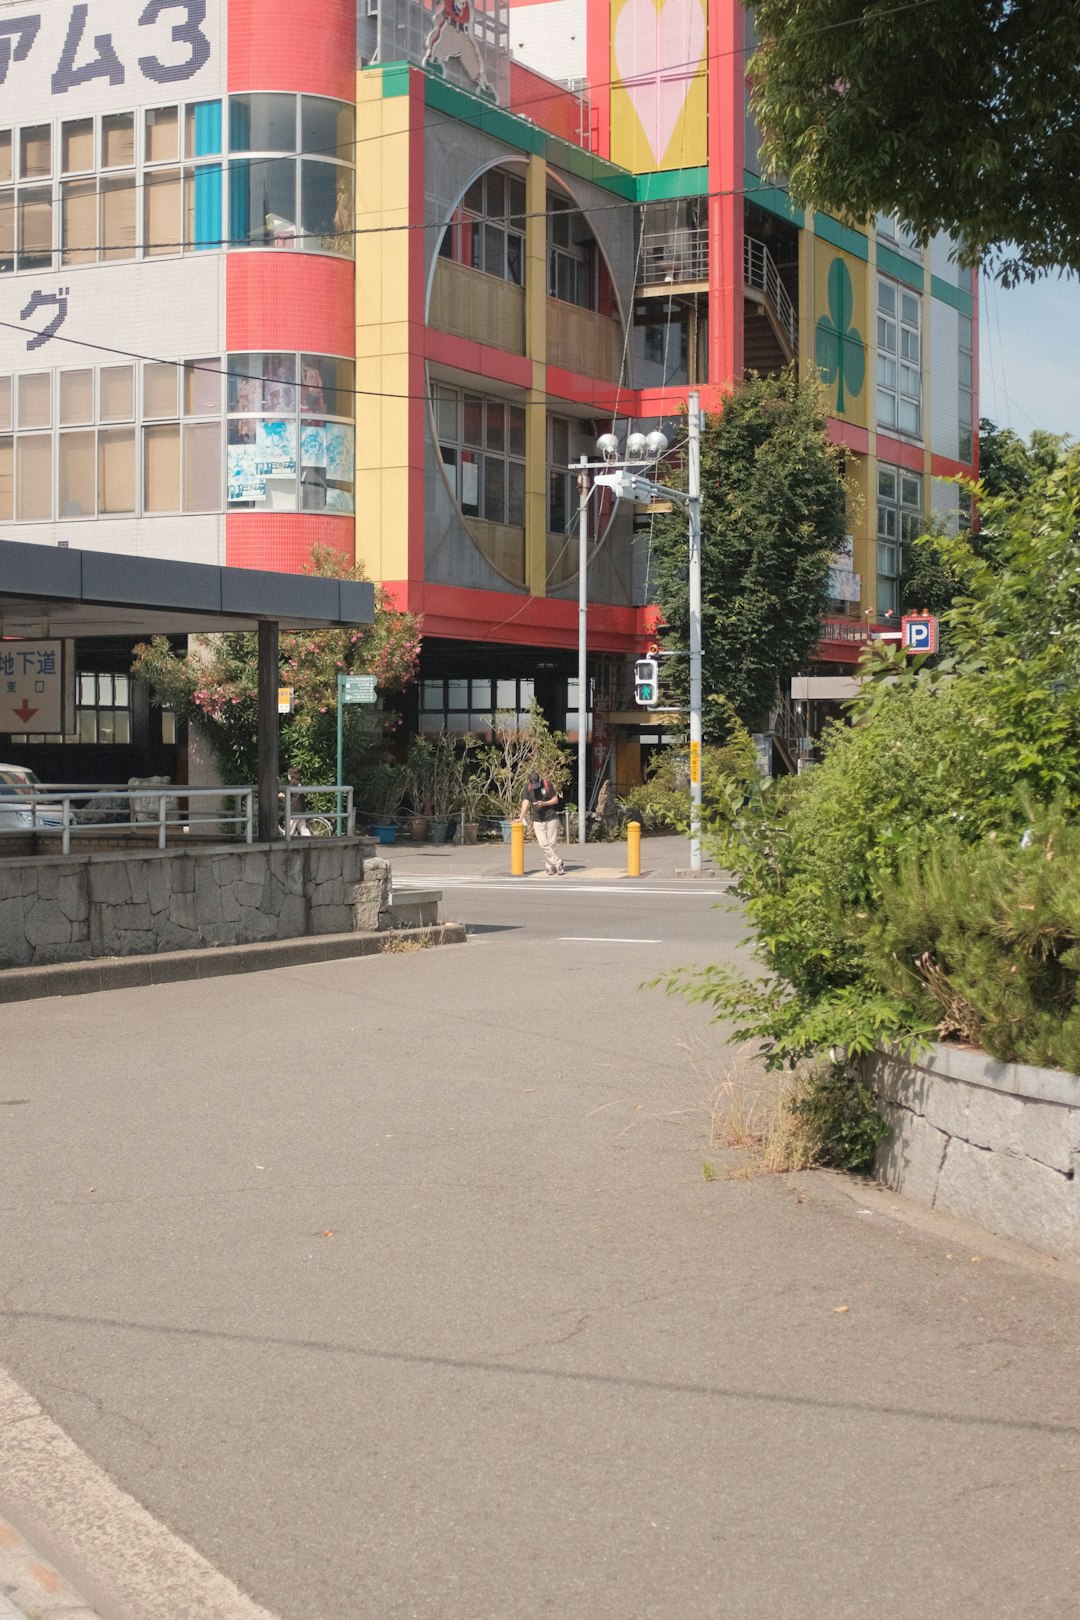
[431,383,596,537]
[875,464,923,617]
[418,675,584,740]
[876,277,921,438]
[0,353,356,521]
[958,311,974,464]
[436,166,613,314]
[0,94,355,268]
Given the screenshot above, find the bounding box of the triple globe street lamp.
[574,389,704,874]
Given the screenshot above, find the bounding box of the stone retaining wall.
[866,1043,1080,1264]
[0,842,394,967]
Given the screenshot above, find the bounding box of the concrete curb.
[0,1510,102,1619]
[0,922,467,1003]
[0,1370,280,1620]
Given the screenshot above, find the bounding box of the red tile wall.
[225,515,355,572]
[226,254,354,355]
[228,0,356,99]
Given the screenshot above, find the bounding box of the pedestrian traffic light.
[634,657,659,707]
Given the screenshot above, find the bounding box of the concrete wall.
[867,1044,1080,1265]
[0,843,393,968]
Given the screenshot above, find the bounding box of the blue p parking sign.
[901,613,938,654]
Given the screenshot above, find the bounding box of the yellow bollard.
[627,819,641,878]
[510,817,525,876]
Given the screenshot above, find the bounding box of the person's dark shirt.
[524,780,557,822]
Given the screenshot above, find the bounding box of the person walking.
[520,770,565,875]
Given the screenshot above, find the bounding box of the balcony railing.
[640,228,709,285]
[744,236,798,354]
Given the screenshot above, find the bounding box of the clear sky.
[980,271,1080,443]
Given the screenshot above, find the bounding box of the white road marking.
[393,875,727,898]
[558,936,662,944]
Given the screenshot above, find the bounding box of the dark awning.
[0,538,375,638]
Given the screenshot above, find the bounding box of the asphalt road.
[2,842,1080,1619]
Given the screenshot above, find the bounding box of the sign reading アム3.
[0,0,222,122]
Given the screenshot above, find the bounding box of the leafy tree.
[649,372,845,738]
[133,547,421,787]
[900,519,968,616]
[977,417,1071,499]
[748,0,1080,284]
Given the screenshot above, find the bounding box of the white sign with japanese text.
[0,0,223,124]
[0,640,63,731]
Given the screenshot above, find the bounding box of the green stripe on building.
[633,166,709,203]
[744,172,803,226]
[876,243,924,290]
[814,213,868,261]
[930,275,974,316]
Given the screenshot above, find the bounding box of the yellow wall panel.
[609,0,707,172]
[813,240,869,428]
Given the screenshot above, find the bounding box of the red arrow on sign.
[13,700,38,722]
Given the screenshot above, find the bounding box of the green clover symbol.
[815,256,865,414]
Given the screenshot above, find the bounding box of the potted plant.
[363,761,407,844]
[456,736,487,844]
[428,733,460,843]
[403,736,435,841]
[478,703,571,840]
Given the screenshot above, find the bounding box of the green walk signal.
[634,657,659,708]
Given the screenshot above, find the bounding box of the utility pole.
[688,391,703,874]
[577,453,589,845]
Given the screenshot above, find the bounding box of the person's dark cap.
[527,771,541,786]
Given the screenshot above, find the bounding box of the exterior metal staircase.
[743,236,798,377]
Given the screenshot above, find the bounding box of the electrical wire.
[0,0,958,258]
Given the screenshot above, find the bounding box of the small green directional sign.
[340,675,377,704]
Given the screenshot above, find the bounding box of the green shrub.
[866,812,1080,1071]
[659,450,1080,1166]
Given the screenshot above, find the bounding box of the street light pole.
[688,390,703,874]
[577,453,589,846]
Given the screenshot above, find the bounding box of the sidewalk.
[0,1514,100,1620]
[386,828,717,882]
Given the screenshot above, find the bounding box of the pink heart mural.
[614,0,706,168]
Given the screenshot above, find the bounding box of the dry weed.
[681,1038,824,1179]
[380,930,432,954]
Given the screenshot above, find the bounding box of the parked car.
[0,765,65,829]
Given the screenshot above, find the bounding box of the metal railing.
[281,784,355,841]
[640,227,709,285]
[743,236,798,353]
[1,782,357,855]
[0,784,255,856]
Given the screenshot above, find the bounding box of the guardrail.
[281,784,355,841]
[2,781,357,855]
[640,227,709,285]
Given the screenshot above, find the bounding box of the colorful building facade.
[0,0,977,780]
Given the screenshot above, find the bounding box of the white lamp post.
[575,393,702,870]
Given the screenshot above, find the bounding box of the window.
[548,193,593,308]
[420,675,534,737]
[0,357,224,521]
[227,352,355,512]
[877,464,923,617]
[432,383,526,527]
[958,312,974,463]
[3,95,353,270]
[438,167,526,286]
[546,414,599,536]
[876,211,921,255]
[76,672,131,745]
[143,362,224,514]
[227,93,355,255]
[877,278,921,437]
